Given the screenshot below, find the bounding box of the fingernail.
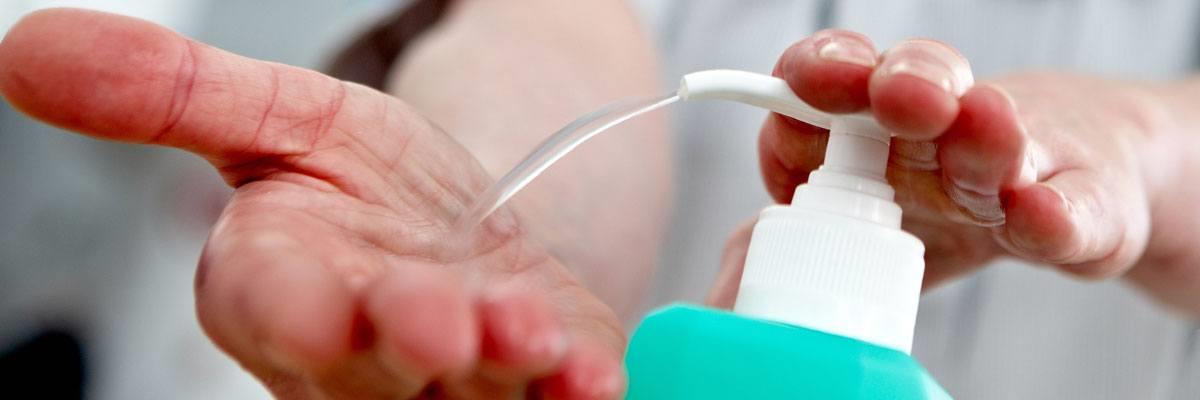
[1041,182,1072,214]
[945,180,1006,226]
[580,366,625,399]
[891,139,939,171]
[817,37,877,67]
[881,40,974,96]
[1008,184,1082,266]
[883,58,956,94]
[525,327,568,361]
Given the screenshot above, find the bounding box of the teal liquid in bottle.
[624,70,952,399]
[625,305,949,399]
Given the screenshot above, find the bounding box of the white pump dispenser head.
[679,70,926,353]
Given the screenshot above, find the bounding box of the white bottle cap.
[679,70,926,354]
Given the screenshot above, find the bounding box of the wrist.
[1119,81,1183,212]
[1140,79,1199,239]
[1125,79,1200,315]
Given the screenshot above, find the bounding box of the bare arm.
[387,0,670,318]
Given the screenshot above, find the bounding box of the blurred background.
[0,1,390,398]
[3,1,1200,399]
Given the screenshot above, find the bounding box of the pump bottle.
[624,70,951,399]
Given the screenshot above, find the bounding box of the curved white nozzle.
[680,69,836,130]
[679,69,898,227]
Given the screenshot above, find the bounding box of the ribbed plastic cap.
[732,114,926,354]
[733,203,924,353]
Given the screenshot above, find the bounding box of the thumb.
[0,8,392,167]
[705,218,756,309]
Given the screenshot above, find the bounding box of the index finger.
[869,38,974,140]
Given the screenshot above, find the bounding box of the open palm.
[0,9,625,399]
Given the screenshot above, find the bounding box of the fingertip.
[479,289,567,376]
[1000,184,1080,266]
[0,8,184,141]
[706,218,754,308]
[778,29,876,113]
[939,84,1030,192]
[0,9,60,79]
[870,73,960,140]
[870,39,973,140]
[537,339,626,400]
[757,113,828,204]
[251,256,358,373]
[366,266,480,380]
[759,138,799,203]
[1002,167,1146,280]
[195,231,357,375]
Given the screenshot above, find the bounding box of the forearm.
[1125,77,1200,317]
[388,0,670,317]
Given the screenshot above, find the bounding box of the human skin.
[384,0,670,321]
[5,5,1199,400]
[708,30,1200,317]
[0,3,667,399]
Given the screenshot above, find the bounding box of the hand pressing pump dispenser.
[624,70,951,399]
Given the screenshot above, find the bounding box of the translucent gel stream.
[455,92,679,232]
